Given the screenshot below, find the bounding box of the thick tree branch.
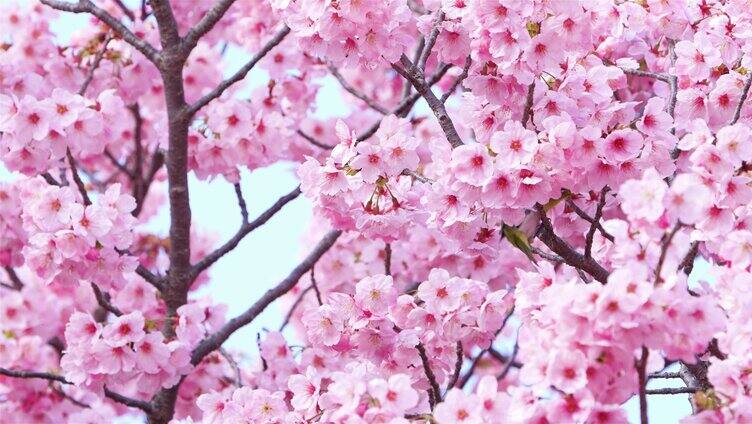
[536,208,610,284]
[39,0,160,63]
[186,26,291,116]
[191,186,301,279]
[190,230,342,365]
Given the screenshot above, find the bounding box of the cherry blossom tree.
[1,0,752,423]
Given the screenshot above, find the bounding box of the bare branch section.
[393,55,463,148]
[40,0,160,63]
[186,26,291,116]
[646,387,697,395]
[329,65,389,114]
[3,267,23,290]
[521,82,535,127]
[566,198,615,242]
[190,230,342,365]
[0,367,153,412]
[191,186,302,279]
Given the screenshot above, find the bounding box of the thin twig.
[328,65,389,114]
[66,149,91,206]
[654,223,682,285]
[416,342,442,407]
[0,367,153,412]
[496,342,519,382]
[278,285,315,331]
[234,182,249,224]
[310,266,323,305]
[219,347,243,387]
[78,34,112,96]
[358,63,452,142]
[536,207,610,284]
[646,387,698,395]
[90,282,123,316]
[297,129,335,150]
[440,56,471,104]
[417,11,444,72]
[730,71,752,125]
[191,186,301,279]
[444,342,463,394]
[585,187,610,258]
[186,26,291,116]
[566,199,615,242]
[650,372,682,379]
[181,0,238,54]
[40,0,160,64]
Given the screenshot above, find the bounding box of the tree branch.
[191,186,301,279]
[521,82,535,127]
[357,63,452,142]
[440,56,471,104]
[566,198,615,242]
[181,0,238,54]
[278,285,315,332]
[90,282,123,316]
[730,71,752,125]
[3,267,24,290]
[39,0,160,64]
[636,347,649,424]
[645,387,697,395]
[328,65,389,114]
[190,230,342,365]
[186,26,291,116]
[0,367,153,412]
[445,341,463,393]
[417,11,444,72]
[585,187,610,258]
[536,207,610,284]
[78,34,112,97]
[393,55,463,148]
[416,342,442,408]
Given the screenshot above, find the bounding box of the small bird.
[500,190,571,264]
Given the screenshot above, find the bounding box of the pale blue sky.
[0,7,703,422]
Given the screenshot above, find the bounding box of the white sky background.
[0,5,712,422]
